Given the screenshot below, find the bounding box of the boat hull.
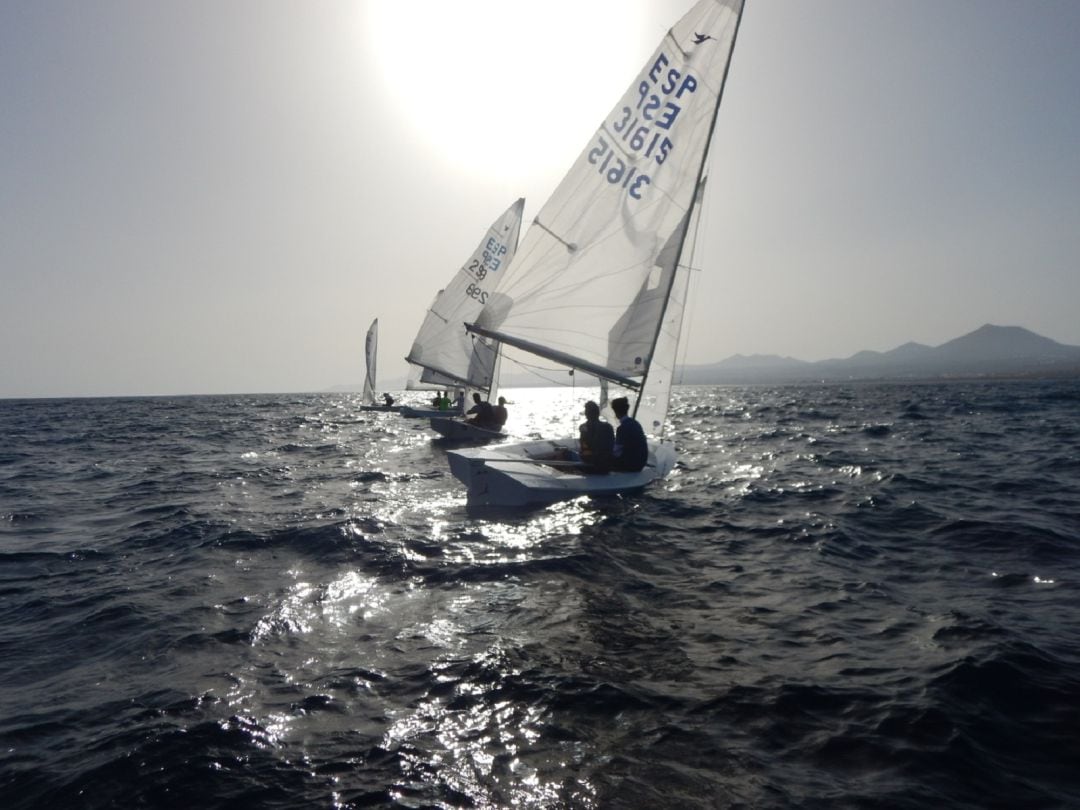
[400,406,462,419]
[429,417,505,444]
[447,438,676,507]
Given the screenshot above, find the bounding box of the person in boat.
[492,396,508,429]
[432,392,443,408]
[382,392,395,407]
[438,391,450,411]
[465,393,496,428]
[610,396,648,472]
[577,400,614,473]
[453,390,465,412]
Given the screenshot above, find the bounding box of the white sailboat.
[447,0,745,506]
[357,318,400,412]
[401,199,525,439]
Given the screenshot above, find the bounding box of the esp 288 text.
[464,236,509,304]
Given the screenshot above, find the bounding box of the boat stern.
[446,445,490,488]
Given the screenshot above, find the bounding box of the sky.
[2,0,1079,398]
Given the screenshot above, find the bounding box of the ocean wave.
[3,383,1080,808]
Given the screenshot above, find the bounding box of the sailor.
[610,397,648,472]
[577,400,614,473]
[493,396,509,429]
[466,393,495,428]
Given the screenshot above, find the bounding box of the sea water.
[2,381,1079,808]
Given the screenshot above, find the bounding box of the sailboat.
[358,318,399,412]
[446,0,745,506]
[400,198,525,440]
[357,318,400,412]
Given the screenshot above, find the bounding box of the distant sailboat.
[447,0,745,505]
[358,318,399,412]
[363,319,378,405]
[400,198,525,438]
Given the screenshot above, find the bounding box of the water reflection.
[214,387,783,803]
[385,643,593,809]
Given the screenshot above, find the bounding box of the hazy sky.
[3,0,1079,398]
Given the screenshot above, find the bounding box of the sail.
[470,0,743,399]
[418,367,460,388]
[634,184,705,435]
[362,318,378,405]
[406,198,525,392]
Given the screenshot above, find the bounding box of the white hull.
[429,417,505,444]
[447,438,676,507]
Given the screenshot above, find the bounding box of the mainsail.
[362,318,378,406]
[468,0,744,436]
[405,199,525,395]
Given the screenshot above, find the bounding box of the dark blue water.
[2,382,1079,809]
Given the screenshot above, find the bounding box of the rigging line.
[676,254,704,387]
[500,355,580,388]
[500,352,630,390]
[674,182,712,387]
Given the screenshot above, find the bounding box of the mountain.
[330,326,1080,391]
[678,325,1080,384]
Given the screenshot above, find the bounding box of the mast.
[632,0,746,422]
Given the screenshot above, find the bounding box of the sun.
[363,1,651,181]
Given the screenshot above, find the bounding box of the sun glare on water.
[363,1,652,182]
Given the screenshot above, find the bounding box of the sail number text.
[588,52,699,200]
[462,235,508,304]
[464,283,488,305]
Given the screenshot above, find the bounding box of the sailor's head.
[610,397,630,417]
[472,393,482,403]
[498,396,507,405]
[583,400,600,419]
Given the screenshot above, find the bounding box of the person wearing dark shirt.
[577,400,614,473]
[610,396,648,472]
[492,396,509,430]
[466,393,495,428]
